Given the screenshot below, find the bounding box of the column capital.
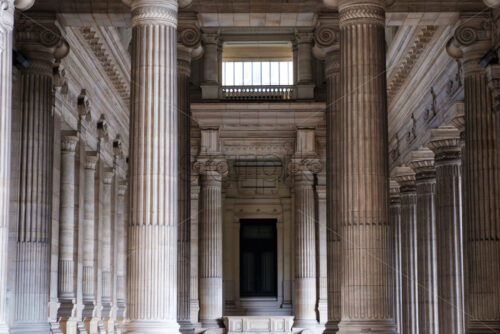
[61,132,79,153]
[389,179,401,205]
[313,14,340,62]
[118,182,128,196]
[408,147,435,180]
[201,32,219,45]
[123,0,178,28]
[338,1,387,27]
[15,14,70,70]
[295,31,314,44]
[392,166,416,192]
[446,15,493,74]
[103,168,114,185]
[178,15,203,70]
[14,0,35,10]
[325,0,394,10]
[428,126,462,162]
[193,158,228,178]
[1,1,15,31]
[85,152,99,170]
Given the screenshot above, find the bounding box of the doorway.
[240,219,278,298]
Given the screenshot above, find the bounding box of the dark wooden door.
[240,219,277,297]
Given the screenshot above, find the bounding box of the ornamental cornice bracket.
[53,60,68,96]
[97,114,109,142]
[447,18,493,62]
[78,89,92,123]
[113,134,124,162]
[193,158,229,178]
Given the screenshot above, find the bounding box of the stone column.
[409,148,439,334]
[389,181,402,334]
[58,133,80,331]
[447,18,500,332]
[177,22,201,332]
[13,16,69,333]
[101,169,114,320]
[289,157,321,329]
[0,2,32,332]
[82,153,98,323]
[194,158,228,329]
[315,185,327,325]
[123,1,180,332]
[337,0,395,332]
[190,177,200,325]
[116,182,127,322]
[428,126,465,334]
[394,167,418,334]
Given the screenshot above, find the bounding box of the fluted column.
[13,16,69,333]
[101,169,114,318]
[315,185,328,324]
[190,177,200,325]
[290,159,321,329]
[82,153,98,320]
[58,133,80,332]
[394,167,418,334]
[0,2,23,332]
[409,148,439,334]
[389,181,402,334]
[337,0,394,332]
[447,18,500,333]
[429,126,465,334]
[194,160,228,329]
[177,23,201,331]
[123,1,179,332]
[116,182,127,321]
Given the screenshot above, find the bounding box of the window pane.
[262,62,270,86]
[253,62,262,86]
[280,62,288,86]
[244,62,252,86]
[225,62,234,86]
[288,61,293,85]
[234,62,243,86]
[270,62,280,85]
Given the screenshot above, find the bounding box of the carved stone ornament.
[78,89,92,123]
[287,159,322,176]
[53,60,69,96]
[113,134,124,160]
[193,159,229,177]
[313,20,340,60]
[97,114,109,142]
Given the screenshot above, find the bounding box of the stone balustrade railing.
[221,86,296,101]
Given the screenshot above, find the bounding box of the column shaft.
[429,129,465,334]
[177,48,192,330]
[190,181,200,325]
[126,1,180,332]
[82,154,98,314]
[315,186,327,325]
[463,70,500,332]
[294,172,317,328]
[199,172,223,328]
[338,1,395,331]
[101,170,113,315]
[59,135,79,308]
[116,183,127,319]
[325,51,341,334]
[389,183,402,334]
[0,4,14,332]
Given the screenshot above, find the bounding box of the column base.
[123,320,180,334]
[337,320,396,334]
[179,320,196,333]
[293,319,320,330]
[11,323,52,334]
[200,319,224,330]
[323,321,339,334]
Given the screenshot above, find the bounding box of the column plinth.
[409,148,439,334]
[123,1,180,333]
[429,126,465,334]
[336,1,395,332]
[12,16,69,334]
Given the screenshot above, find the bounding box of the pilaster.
[389,180,402,334]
